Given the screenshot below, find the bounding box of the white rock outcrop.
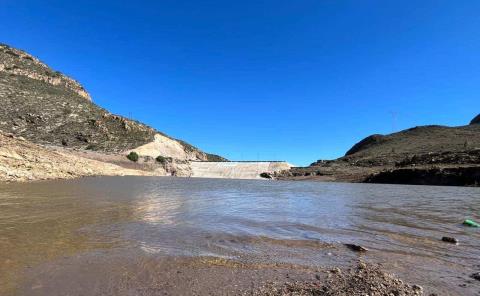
[129,134,205,160]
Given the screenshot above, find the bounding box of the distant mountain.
[0,43,221,161]
[280,114,480,186]
[342,122,480,165]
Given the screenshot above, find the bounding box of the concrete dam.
[190,161,292,179]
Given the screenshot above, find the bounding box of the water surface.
[1,177,479,295]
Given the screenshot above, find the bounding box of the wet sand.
[18,253,422,296]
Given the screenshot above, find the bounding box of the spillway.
[189,161,292,179]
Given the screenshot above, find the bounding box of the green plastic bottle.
[463,219,480,227]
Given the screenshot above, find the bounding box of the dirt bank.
[365,166,480,186]
[0,133,160,182]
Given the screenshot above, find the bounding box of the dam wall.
[190,161,292,179]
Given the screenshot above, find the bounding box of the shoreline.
[1,132,479,187]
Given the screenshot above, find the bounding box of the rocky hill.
[341,123,480,166]
[277,115,480,186]
[0,44,216,161]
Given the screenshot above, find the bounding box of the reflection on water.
[0,177,479,295]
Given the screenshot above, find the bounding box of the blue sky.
[1,1,479,165]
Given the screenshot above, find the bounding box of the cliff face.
[0,44,90,100]
[0,44,211,161]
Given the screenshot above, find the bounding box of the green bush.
[156,155,172,164]
[206,153,228,162]
[127,152,139,162]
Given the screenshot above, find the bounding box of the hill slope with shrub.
[342,122,480,166]
[278,115,480,186]
[0,44,219,161]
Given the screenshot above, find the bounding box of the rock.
[412,284,423,292]
[330,267,341,274]
[441,236,458,244]
[260,172,273,179]
[344,243,368,252]
[471,272,480,281]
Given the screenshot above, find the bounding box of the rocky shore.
[253,263,424,296]
[364,166,480,186]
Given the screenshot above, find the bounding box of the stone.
[260,172,273,179]
[344,243,368,252]
[441,236,458,244]
[471,272,480,281]
[330,267,341,274]
[412,284,423,292]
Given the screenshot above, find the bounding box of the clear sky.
[1,1,479,165]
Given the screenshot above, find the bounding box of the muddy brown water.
[1,177,479,295]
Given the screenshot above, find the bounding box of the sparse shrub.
[206,153,228,162]
[156,155,172,164]
[127,152,139,162]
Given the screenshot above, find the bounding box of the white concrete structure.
[190,161,292,179]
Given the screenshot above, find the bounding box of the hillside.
[0,132,155,182]
[0,43,215,161]
[278,115,480,186]
[342,123,480,166]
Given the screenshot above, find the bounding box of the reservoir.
[1,177,479,295]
